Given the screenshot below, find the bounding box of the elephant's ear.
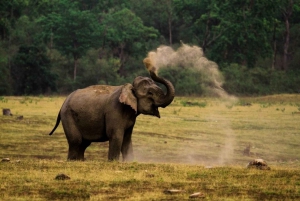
[119,84,137,113]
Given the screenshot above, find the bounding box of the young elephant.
[49,69,175,161]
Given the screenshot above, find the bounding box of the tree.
[173,0,213,49]
[0,43,12,95]
[102,8,158,76]
[130,0,180,46]
[11,45,56,95]
[278,0,300,71]
[38,0,102,81]
[0,0,26,39]
[174,0,279,68]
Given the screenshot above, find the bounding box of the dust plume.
[144,43,237,102]
[140,43,238,166]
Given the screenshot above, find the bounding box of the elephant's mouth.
[152,105,160,118]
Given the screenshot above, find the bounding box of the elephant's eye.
[148,91,153,96]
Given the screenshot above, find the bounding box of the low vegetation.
[0,95,300,200]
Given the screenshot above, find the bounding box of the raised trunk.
[149,71,175,108]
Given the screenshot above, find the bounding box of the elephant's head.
[119,70,175,118]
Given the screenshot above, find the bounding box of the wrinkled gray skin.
[49,71,175,161]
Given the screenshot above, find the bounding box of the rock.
[16,115,23,120]
[2,109,12,116]
[247,159,270,170]
[145,173,155,178]
[55,173,70,180]
[1,158,10,162]
[189,192,205,198]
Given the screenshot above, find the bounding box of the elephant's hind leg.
[68,144,81,160]
[79,140,91,160]
[68,139,91,160]
[61,110,88,160]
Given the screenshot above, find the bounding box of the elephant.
[48,66,175,161]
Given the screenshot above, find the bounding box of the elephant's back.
[85,85,120,95]
[68,85,122,111]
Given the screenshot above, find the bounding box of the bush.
[222,64,300,95]
[158,66,204,96]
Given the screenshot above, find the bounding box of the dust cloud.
[145,43,237,102]
[140,43,238,166]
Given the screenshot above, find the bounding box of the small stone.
[189,192,205,198]
[247,159,270,170]
[115,171,123,173]
[55,173,70,180]
[164,189,185,194]
[1,158,10,162]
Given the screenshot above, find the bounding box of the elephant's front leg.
[121,127,134,162]
[108,129,124,161]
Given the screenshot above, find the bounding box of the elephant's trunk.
[149,70,175,108]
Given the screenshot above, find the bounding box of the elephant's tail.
[49,111,61,135]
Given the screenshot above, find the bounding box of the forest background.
[0,0,300,96]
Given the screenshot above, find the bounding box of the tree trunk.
[272,40,277,70]
[168,15,172,46]
[282,0,293,71]
[73,39,79,81]
[118,43,126,76]
[283,17,290,71]
[74,58,78,81]
[272,23,277,70]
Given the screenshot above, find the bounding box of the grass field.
[0,95,300,200]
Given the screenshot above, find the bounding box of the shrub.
[158,66,204,96]
[222,64,300,95]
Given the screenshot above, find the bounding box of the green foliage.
[222,64,300,95]
[103,8,157,45]
[129,0,179,44]
[101,8,159,76]
[159,66,204,96]
[0,96,8,102]
[0,0,300,95]
[77,49,126,87]
[11,45,57,95]
[0,47,12,95]
[0,0,27,39]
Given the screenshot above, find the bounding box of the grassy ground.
[0,95,300,200]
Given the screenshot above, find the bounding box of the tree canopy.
[0,0,300,96]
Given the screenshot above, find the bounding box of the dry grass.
[0,95,300,200]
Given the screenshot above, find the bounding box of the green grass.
[0,95,300,200]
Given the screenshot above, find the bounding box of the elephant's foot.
[67,140,91,161]
[67,154,85,161]
[67,147,85,161]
